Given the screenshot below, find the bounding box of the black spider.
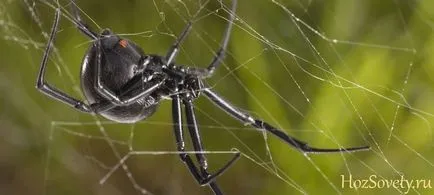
[36,1,369,194]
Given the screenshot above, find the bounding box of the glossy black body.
[80,31,160,123]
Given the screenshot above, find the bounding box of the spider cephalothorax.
[36,1,369,194]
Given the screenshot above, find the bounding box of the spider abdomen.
[80,37,159,123]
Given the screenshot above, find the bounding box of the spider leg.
[93,40,166,106]
[205,0,237,76]
[166,0,237,73]
[183,99,240,183]
[202,88,370,154]
[165,21,193,65]
[171,91,240,195]
[183,0,237,79]
[70,0,98,39]
[172,94,222,194]
[36,8,92,113]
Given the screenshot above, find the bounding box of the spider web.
[1,0,434,194]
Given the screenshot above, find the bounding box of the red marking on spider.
[119,39,128,48]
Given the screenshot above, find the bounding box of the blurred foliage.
[1,0,434,194]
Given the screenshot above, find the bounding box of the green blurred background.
[2,0,434,194]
